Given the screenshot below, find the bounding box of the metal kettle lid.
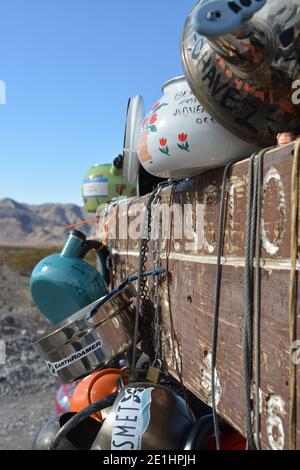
[123,95,145,184]
[162,75,186,93]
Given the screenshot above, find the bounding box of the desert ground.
[0,246,58,449]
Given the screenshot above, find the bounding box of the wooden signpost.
[95,142,299,450]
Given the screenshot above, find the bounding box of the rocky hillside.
[0,198,93,246]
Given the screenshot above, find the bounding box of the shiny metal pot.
[92,383,193,450]
[32,412,101,450]
[182,0,300,147]
[33,283,136,384]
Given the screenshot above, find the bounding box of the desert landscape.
[0,199,94,449]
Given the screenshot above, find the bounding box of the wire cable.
[254,151,263,450]
[253,148,274,450]
[211,158,242,450]
[243,154,257,450]
[50,393,117,450]
[245,147,274,450]
[289,139,300,450]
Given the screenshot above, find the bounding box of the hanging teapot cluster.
[29,0,298,451]
[80,1,300,210]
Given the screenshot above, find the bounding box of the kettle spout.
[191,0,274,73]
[61,229,86,258]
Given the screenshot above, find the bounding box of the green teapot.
[82,159,137,213]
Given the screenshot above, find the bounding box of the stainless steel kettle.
[182,0,300,146]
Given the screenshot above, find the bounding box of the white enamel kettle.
[137,76,257,178]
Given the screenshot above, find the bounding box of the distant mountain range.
[0,198,93,247]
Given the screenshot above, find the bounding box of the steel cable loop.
[254,151,263,451]
[243,147,274,450]
[253,148,272,450]
[50,393,118,450]
[243,154,256,450]
[211,158,243,451]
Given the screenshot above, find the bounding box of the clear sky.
[0,0,196,205]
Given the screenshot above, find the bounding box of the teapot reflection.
[182,0,300,146]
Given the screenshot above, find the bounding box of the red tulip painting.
[151,102,160,112]
[178,133,187,143]
[177,133,190,152]
[159,137,170,156]
[149,113,158,126]
[141,102,168,133]
[159,138,167,147]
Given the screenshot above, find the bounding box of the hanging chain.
[152,187,163,366]
[138,182,173,365]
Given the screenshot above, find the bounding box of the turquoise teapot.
[30,230,109,324]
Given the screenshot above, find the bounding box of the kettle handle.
[79,240,110,285]
[79,239,102,258]
[87,267,166,319]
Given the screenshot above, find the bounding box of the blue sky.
[0,0,195,205]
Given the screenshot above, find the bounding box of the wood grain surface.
[96,143,299,450]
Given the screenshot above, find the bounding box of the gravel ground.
[0,265,57,450]
[0,392,55,450]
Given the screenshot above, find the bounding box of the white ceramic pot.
[137,76,258,178]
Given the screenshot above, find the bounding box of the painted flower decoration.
[149,113,157,126]
[177,133,190,152]
[151,102,160,112]
[178,133,188,143]
[141,102,168,133]
[159,137,170,156]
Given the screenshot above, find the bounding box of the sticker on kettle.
[111,387,154,450]
[82,177,109,198]
[46,340,102,376]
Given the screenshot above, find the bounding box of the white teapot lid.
[123,95,145,183]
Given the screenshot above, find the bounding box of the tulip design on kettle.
[137,76,257,178]
[182,0,300,146]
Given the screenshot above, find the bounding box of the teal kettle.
[30,230,109,325]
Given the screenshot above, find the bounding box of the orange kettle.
[70,368,125,421]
